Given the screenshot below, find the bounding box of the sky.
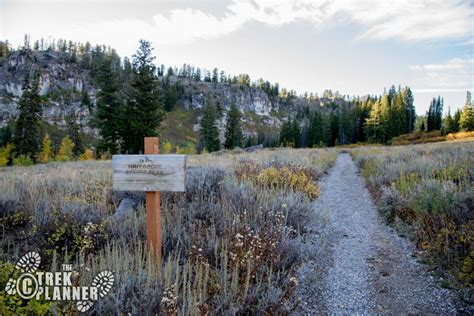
[1,0,473,113]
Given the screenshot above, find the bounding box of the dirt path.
[296,153,457,314]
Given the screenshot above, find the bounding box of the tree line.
[442,92,474,134]
[4,36,282,104]
[277,87,473,149]
[1,36,473,164]
[0,39,249,164]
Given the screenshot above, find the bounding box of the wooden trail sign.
[112,154,186,191]
[112,137,186,263]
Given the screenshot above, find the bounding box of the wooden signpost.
[112,137,186,263]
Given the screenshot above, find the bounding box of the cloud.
[341,0,472,42]
[409,58,469,71]
[461,38,474,45]
[2,0,471,55]
[67,0,473,47]
[413,88,473,93]
[409,57,474,90]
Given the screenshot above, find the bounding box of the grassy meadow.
[1,140,473,314]
[0,148,336,314]
[350,141,474,289]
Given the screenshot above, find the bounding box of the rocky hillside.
[0,50,96,134]
[0,48,347,146]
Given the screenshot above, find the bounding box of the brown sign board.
[112,154,186,192]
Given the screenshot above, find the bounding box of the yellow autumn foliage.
[255,166,320,199]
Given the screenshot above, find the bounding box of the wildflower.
[235,233,244,247]
[290,276,298,285]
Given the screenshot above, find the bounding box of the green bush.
[0,261,51,315]
[12,155,34,166]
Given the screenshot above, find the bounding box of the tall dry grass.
[0,148,336,314]
[350,141,474,289]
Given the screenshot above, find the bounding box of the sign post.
[112,137,186,263]
[144,137,161,262]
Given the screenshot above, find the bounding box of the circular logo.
[16,273,39,299]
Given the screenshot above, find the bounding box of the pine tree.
[122,40,164,154]
[460,91,474,131]
[436,96,444,130]
[162,78,182,112]
[257,129,265,145]
[339,104,355,145]
[38,133,53,163]
[404,87,416,133]
[443,108,456,134]
[426,97,443,131]
[13,66,43,161]
[0,123,13,147]
[308,111,323,147]
[81,89,91,111]
[66,115,83,157]
[194,68,201,81]
[387,85,397,105]
[392,91,406,137]
[212,68,219,83]
[93,57,123,154]
[198,100,220,152]
[224,102,243,149]
[279,120,292,147]
[329,111,340,146]
[426,98,434,131]
[453,109,461,132]
[291,119,301,148]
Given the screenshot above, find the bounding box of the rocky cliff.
[0,50,97,134]
[0,50,291,142]
[1,48,346,146]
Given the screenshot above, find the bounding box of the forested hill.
[0,38,434,155]
[0,40,344,148]
[0,45,286,146]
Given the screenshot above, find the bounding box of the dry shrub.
[0,147,336,314]
[446,131,474,141]
[79,148,94,160]
[235,162,320,200]
[256,167,320,199]
[351,141,474,290]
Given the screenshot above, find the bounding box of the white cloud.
[340,0,472,42]
[409,57,474,89]
[413,88,473,93]
[409,58,469,71]
[59,0,473,47]
[461,38,474,45]
[2,0,471,56]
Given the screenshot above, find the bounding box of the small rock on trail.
[296,153,457,314]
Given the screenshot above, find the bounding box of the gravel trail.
[296,153,457,314]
